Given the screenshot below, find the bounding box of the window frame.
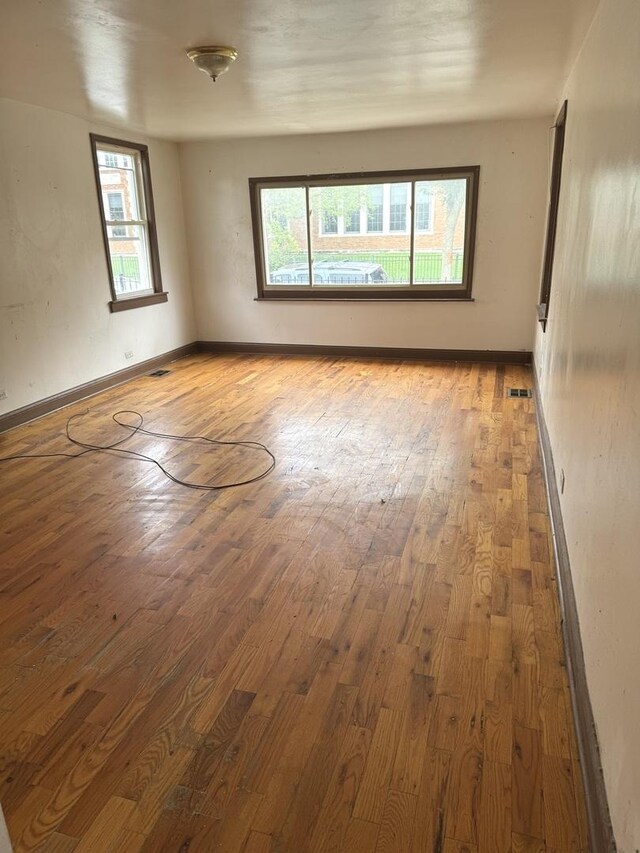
[89,134,167,313]
[249,165,479,301]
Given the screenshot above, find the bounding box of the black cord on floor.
[0,410,276,491]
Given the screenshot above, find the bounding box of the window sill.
[255,294,474,303]
[109,292,168,313]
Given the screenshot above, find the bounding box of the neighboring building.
[266,181,466,283]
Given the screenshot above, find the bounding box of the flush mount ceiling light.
[186,46,238,82]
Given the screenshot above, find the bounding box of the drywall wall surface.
[180,117,549,351]
[534,0,640,847]
[0,97,196,414]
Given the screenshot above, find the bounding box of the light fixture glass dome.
[186,46,238,82]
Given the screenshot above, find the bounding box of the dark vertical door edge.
[538,101,568,330]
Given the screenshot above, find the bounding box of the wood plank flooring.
[0,354,588,852]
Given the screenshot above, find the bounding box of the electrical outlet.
[560,468,565,495]
[0,390,6,401]
[124,350,134,360]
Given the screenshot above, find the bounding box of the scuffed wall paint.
[534,0,640,847]
[0,97,196,414]
[179,118,549,352]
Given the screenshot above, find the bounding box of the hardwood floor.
[0,354,588,852]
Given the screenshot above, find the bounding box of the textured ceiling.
[0,0,599,140]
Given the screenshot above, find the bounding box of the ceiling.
[0,0,598,141]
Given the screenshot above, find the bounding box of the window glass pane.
[97,149,143,221]
[108,225,152,296]
[414,178,466,284]
[98,147,151,296]
[260,187,309,284]
[310,183,409,286]
[389,182,409,232]
[415,184,434,232]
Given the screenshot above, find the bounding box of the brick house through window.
[306,180,467,284]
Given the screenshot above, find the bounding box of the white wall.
[0,97,196,414]
[534,0,640,848]
[179,118,549,352]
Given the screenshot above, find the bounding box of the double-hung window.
[250,166,479,300]
[90,134,166,312]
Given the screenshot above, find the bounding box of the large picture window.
[249,166,479,300]
[90,134,167,312]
